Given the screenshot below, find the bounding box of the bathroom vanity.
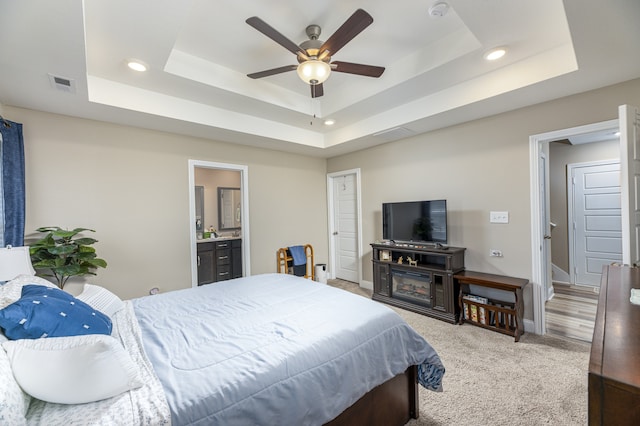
[197,237,242,285]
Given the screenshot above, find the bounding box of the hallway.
[545,283,598,342]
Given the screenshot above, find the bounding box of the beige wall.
[548,139,620,275]
[8,77,640,320]
[327,78,640,321]
[9,107,328,299]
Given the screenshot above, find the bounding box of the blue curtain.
[0,120,25,247]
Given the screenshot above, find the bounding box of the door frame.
[529,119,618,335]
[327,168,363,284]
[188,159,250,288]
[539,150,553,301]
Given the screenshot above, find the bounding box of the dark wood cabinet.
[197,238,242,285]
[589,265,640,425]
[373,262,390,296]
[214,240,232,281]
[231,239,242,279]
[197,242,215,285]
[371,243,465,323]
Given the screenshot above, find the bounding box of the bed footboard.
[324,365,419,426]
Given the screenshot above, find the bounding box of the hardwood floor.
[545,282,599,343]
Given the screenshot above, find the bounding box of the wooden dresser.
[588,265,640,425]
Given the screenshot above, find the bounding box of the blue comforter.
[132,273,444,426]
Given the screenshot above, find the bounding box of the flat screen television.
[382,200,447,245]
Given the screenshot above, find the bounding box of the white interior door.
[569,161,622,286]
[620,105,640,266]
[331,173,359,282]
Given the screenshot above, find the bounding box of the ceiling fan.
[246,9,385,98]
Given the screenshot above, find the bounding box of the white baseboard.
[524,318,535,334]
[360,280,373,291]
[552,263,570,284]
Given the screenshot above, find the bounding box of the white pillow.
[0,346,29,425]
[2,334,143,404]
[0,274,57,310]
[76,284,125,318]
[0,246,35,282]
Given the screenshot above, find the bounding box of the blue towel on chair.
[289,246,306,266]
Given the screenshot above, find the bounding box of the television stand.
[371,242,465,323]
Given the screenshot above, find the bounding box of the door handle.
[333,231,338,236]
[197,255,201,266]
[544,235,551,240]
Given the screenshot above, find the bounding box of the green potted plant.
[29,227,107,289]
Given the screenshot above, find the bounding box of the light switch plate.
[490,211,509,224]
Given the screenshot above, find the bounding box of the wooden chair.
[277,244,314,280]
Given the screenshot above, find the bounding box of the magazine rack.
[454,270,529,342]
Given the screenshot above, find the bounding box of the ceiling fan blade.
[311,83,324,98]
[247,65,297,79]
[318,9,373,57]
[332,61,385,78]
[246,17,308,59]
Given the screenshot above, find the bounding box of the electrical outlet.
[490,249,503,257]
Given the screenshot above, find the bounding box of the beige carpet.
[328,279,590,425]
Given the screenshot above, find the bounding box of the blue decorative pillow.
[0,285,112,340]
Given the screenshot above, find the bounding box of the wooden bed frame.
[274,249,420,425]
[325,366,419,426]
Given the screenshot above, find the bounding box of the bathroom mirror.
[194,186,204,235]
[218,187,241,230]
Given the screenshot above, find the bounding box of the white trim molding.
[529,119,618,335]
[188,160,250,288]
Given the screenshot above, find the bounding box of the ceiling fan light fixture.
[297,60,331,85]
[246,10,383,97]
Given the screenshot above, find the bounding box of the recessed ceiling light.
[484,47,507,61]
[324,119,336,126]
[127,60,148,72]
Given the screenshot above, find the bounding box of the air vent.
[372,127,415,142]
[48,73,76,93]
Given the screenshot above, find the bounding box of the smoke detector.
[429,2,449,18]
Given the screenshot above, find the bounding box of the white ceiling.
[1,0,639,157]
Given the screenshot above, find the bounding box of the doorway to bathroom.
[188,160,250,288]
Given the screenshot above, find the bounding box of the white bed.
[0,273,444,426]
